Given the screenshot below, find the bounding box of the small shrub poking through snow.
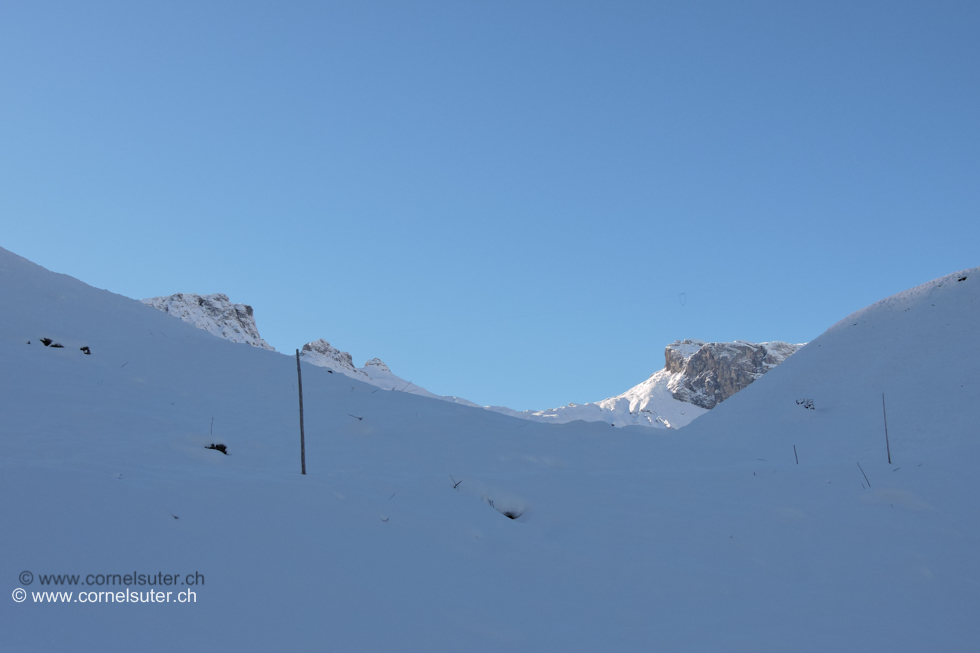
[796,398,815,410]
[205,443,228,455]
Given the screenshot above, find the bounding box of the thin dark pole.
[296,349,306,475]
[882,393,892,464]
[794,445,799,465]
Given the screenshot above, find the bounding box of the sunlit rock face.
[665,339,803,409]
[142,293,275,351]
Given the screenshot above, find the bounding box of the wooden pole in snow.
[296,349,306,475]
[882,393,892,464]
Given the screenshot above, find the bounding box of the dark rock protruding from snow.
[665,339,802,409]
[141,293,275,351]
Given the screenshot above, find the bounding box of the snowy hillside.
[490,339,801,428]
[4,246,978,652]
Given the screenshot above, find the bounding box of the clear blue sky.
[2,1,978,411]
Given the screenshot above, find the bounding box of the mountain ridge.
[141,290,801,428]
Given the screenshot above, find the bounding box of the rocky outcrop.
[299,339,366,377]
[488,338,801,429]
[665,339,802,409]
[142,293,275,351]
[364,358,390,373]
[299,340,483,407]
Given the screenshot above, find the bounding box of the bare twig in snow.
[857,462,871,487]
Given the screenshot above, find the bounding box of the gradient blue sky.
[3,1,978,410]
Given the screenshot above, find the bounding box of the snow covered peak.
[300,339,364,377]
[299,338,482,408]
[141,293,275,351]
[364,358,390,372]
[489,337,803,428]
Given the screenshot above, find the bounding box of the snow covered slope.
[681,268,979,459]
[490,339,801,428]
[3,246,978,652]
[142,292,275,350]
